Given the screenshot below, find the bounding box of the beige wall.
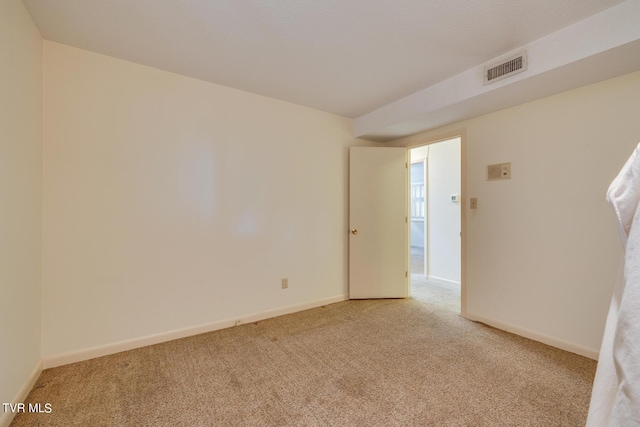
[392,71,640,358]
[42,41,370,361]
[0,0,43,420]
[427,138,461,284]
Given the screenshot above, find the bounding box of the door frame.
[401,130,467,317]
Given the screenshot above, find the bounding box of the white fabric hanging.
[587,142,640,426]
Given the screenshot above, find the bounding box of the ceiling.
[23,0,635,140]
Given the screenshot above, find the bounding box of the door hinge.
[406,217,408,223]
[405,271,408,278]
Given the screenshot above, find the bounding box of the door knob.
[351,229,358,235]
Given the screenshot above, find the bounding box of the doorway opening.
[409,137,462,313]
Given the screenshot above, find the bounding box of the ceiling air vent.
[484,51,527,85]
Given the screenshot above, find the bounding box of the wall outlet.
[470,198,478,209]
[235,320,242,326]
[281,278,288,289]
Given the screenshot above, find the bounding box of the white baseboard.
[43,294,348,369]
[0,359,43,427]
[463,311,599,360]
[427,275,461,286]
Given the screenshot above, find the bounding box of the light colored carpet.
[411,275,460,313]
[12,292,595,426]
[410,244,461,313]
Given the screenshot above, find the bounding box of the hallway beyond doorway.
[410,246,460,313]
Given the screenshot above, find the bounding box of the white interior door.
[349,147,408,299]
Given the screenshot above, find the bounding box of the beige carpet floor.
[410,245,460,313]
[12,286,596,426]
[411,275,460,314]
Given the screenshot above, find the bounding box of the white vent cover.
[484,51,527,85]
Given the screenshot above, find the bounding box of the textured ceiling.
[23,0,625,118]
